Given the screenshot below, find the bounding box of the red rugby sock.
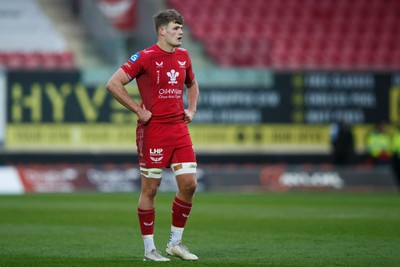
[172,197,192,228]
[138,208,155,235]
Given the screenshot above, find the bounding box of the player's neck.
[156,41,176,53]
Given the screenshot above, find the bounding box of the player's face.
[163,22,183,47]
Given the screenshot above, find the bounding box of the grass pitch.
[0,191,399,266]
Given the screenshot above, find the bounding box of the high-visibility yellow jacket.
[366,131,392,158]
[392,131,400,158]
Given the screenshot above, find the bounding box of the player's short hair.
[153,9,184,33]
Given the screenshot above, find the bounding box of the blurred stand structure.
[0,0,75,70]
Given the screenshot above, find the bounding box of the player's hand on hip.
[137,105,152,125]
[184,109,195,123]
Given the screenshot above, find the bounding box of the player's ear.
[159,26,167,36]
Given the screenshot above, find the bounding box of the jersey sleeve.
[120,51,144,80]
[185,53,195,85]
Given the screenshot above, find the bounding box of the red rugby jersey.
[121,44,195,123]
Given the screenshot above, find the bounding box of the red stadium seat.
[4,53,25,70]
[168,0,400,70]
[0,51,76,70]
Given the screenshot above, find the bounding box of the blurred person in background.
[106,9,199,262]
[391,125,400,190]
[330,121,355,165]
[365,122,392,165]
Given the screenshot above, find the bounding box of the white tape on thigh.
[140,168,163,179]
[171,162,197,176]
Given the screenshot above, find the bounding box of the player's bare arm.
[106,68,152,124]
[184,80,199,123]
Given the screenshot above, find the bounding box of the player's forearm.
[106,80,141,114]
[186,80,199,112]
[106,68,142,114]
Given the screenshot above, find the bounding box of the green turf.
[0,191,399,266]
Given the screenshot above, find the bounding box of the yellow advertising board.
[6,123,373,153]
[4,71,398,154]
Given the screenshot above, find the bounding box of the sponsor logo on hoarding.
[260,165,344,190]
[279,171,344,189]
[18,166,78,192]
[87,168,140,192]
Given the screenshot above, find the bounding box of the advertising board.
[1,163,396,193]
[5,71,400,153]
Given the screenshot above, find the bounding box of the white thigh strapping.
[140,167,163,179]
[171,162,197,176]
